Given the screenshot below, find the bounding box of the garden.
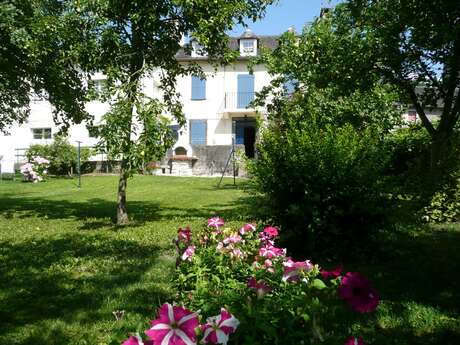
[2,0,460,344]
[0,176,459,345]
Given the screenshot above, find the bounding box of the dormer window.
[191,41,207,57]
[239,29,258,57]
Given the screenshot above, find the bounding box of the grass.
[0,176,459,344]
[0,175,248,345]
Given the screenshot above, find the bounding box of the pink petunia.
[230,248,245,259]
[259,244,286,258]
[344,336,366,345]
[181,246,196,262]
[263,226,278,239]
[145,303,199,345]
[201,308,240,344]
[122,334,153,345]
[223,235,242,245]
[207,217,225,228]
[177,227,192,243]
[320,265,343,280]
[338,272,379,313]
[239,223,256,235]
[282,258,313,282]
[247,277,272,299]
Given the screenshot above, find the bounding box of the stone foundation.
[155,144,248,177]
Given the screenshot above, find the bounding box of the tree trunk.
[116,159,129,225]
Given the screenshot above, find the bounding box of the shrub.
[249,119,389,258]
[26,135,93,175]
[120,218,379,345]
[20,156,49,182]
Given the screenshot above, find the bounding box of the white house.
[0,29,278,176]
[0,28,441,176]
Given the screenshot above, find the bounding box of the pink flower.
[338,272,379,313]
[320,265,342,280]
[247,277,272,299]
[122,334,153,345]
[239,223,256,235]
[216,242,224,251]
[145,303,199,345]
[261,226,279,239]
[282,258,313,282]
[208,217,225,228]
[201,308,240,344]
[181,246,196,262]
[177,227,191,243]
[263,259,275,273]
[344,336,366,345]
[230,248,244,259]
[259,244,285,258]
[223,235,242,245]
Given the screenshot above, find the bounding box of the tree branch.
[406,85,436,137]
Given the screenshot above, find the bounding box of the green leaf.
[311,279,327,290]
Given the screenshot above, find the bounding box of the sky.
[229,0,342,36]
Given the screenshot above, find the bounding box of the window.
[191,75,206,100]
[32,128,52,139]
[191,41,207,57]
[169,125,180,142]
[242,40,255,53]
[190,120,207,145]
[240,39,257,56]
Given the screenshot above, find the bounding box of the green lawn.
[0,175,248,345]
[0,176,459,344]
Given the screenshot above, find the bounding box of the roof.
[175,34,279,61]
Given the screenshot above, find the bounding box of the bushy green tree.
[73,0,276,225]
[248,12,405,256]
[0,0,93,132]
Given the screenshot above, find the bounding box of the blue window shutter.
[191,76,206,100]
[284,78,296,95]
[190,120,206,145]
[237,74,254,108]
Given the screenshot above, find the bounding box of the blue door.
[237,74,254,108]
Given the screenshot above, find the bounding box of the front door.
[234,118,256,158]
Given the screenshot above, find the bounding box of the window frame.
[189,120,207,146]
[32,128,52,140]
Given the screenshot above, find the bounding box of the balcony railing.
[224,92,255,109]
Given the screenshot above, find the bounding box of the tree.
[74,0,276,225]
[249,19,402,257]
[0,0,92,131]
[311,1,460,177]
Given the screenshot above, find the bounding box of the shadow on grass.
[0,190,258,228]
[0,233,170,345]
[0,196,161,228]
[336,225,460,344]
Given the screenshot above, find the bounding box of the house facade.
[0,30,278,176]
[0,28,441,176]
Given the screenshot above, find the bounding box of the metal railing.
[224,92,255,109]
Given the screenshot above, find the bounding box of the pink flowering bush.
[168,217,380,344]
[20,156,49,183]
[120,217,378,344]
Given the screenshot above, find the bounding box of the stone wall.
[155,145,247,176]
[190,144,246,176]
